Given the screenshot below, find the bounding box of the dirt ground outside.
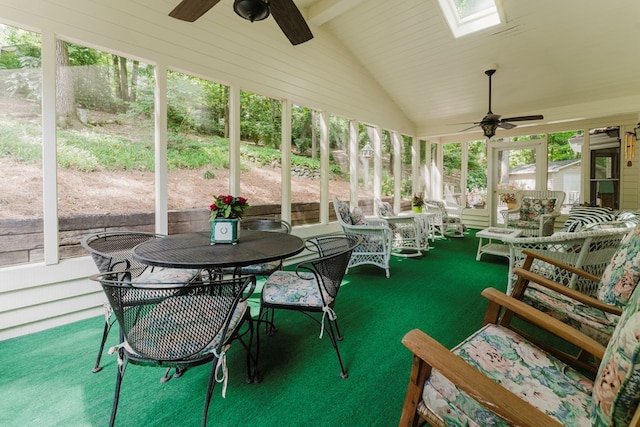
[0,157,365,219]
[0,97,372,220]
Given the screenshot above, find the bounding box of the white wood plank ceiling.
[164,0,640,137]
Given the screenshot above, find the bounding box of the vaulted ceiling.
[169,0,640,138]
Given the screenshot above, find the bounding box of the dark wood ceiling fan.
[169,0,314,46]
[461,69,544,139]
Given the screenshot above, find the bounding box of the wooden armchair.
[502,227,630,295]
[502,190,565,236]
[400,284,640,426]
[504,225,640,354]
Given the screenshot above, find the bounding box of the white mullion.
[154,64,168,234]
[42,30,59,265]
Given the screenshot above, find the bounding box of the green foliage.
[548,131,580,161]
[240,91,282,148]
[0,120,42,162]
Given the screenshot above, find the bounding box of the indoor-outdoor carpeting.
[0,230,511,427]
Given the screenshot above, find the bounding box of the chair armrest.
[512,267,622,316]
[401,328,563,427]
[518,248,602,281]
[362,217,389,227]
[482,288,606,358]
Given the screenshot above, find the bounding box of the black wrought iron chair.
[81,231,198,372]
[90,272,257,427]
[236,217,292,277]
[258,234,360,378]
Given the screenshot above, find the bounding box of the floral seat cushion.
[419,324,593,426]
[261,270,333,308]
[522,227,640,347]
[523,284,617,346]
[132,268,200,287]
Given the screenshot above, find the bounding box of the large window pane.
[327,114,353,219]
[166,71,229,216]
[56,42,155,258]
[0,24,42,267]
[240,90,282,217]
[466,139,487,209]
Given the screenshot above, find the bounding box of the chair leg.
[109,357,126,427]
[201,361,218,427]
[93,318,113,373]
[325,319,348,379]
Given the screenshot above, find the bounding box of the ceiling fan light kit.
[234,0,270,22]
[169,0,313,46]
[461,68,544,139]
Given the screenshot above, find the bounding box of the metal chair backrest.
[81,231,163,277]
[240,217,291,233]
[301,234,360,300]
[91,271,255,361]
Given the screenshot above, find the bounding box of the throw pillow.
[336,200,352,225]
[351,207,367,225]
[563,206,615,231]
[519,197,557,221]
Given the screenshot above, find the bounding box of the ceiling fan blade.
[270,0,314,45]
[498,122,517,130]
[169,0,221,22]
[500,115,544,123]
[459,124,480,132]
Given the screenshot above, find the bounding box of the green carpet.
[0,230,509,426]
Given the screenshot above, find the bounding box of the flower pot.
[506,202,517,210]
[210,218,239,245]
[412,206,423,213]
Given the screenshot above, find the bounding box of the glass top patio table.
[132,230,305,270]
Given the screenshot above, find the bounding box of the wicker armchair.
[423,199,465,238]
[374,198,423,256]
[333,196,393,278]
[501,190,565,236]
[502,227,631,295]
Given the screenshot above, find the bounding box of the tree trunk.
[55,40,83,130]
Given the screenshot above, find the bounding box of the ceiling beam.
[308,0,365,26]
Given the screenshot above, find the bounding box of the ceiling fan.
[169,0,314,46]
[461,69,544,139]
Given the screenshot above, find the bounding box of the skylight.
[438,0,503,38]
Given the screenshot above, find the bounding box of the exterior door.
[490,139,546,227]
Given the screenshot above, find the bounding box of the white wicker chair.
[501,190,566,236]
[374,198,423,256]
[423,199,465,238]
[332,196,393,278]
[502,227,631,295]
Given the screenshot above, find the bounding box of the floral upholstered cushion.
[261,270,333,308]
[597,226,640,308]
[523,284,618,346]
[350,207,367,225]
[132,268,200,287]
[420,324,593,426]
[336,200,352,225]
[592,282,640,425]
[519,197,557,221]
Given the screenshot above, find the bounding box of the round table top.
[132,230,305,269]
